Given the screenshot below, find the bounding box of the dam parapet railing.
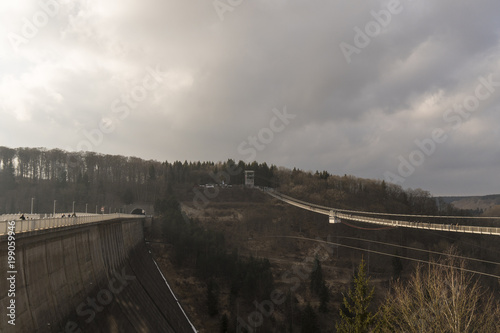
[0,213,145,236]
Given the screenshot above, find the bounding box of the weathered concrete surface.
[0,219,196,333]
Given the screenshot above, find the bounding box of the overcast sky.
[1,0,499,196]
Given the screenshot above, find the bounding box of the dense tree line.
[0,147,277,187]
[155,195,274,318]
[0,146,277,214]
[280,170,467,217]
[1,146,475,219]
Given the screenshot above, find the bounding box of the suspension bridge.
[260,187,500,236]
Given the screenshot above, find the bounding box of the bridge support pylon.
[329,210,341,224]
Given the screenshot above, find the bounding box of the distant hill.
[438,194,500,215]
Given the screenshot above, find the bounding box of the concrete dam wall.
[1,218,196,333]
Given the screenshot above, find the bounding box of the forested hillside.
[0,146,275,214]
[0,146,473,217]
[2,146,499,332]
[442,194,500,216]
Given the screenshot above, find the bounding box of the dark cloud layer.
[1,0,499,195]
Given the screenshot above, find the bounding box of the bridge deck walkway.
[262,188,500,236]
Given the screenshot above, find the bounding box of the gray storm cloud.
[1,0,499,195]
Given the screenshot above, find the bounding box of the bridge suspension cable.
[264,188,500,220]
[265,235,500,280]
[330,235,500,267]
[259,188,500,236]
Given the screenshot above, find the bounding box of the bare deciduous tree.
[378,248,500,333]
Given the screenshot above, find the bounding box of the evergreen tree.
[391,256,403,280]
[310,257,324,295]
[301,304,320,333]
[0,161,16,194]
[319,283,330,313]
[148,164,156,181]
[207,279,219,317]
[220,313,228,333]
[311,257,329,312]
[283,290,299,332]
[336,258,375,333]
[121,187,135,205]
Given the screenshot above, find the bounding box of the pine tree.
[310,257,324,295]
[220,313,228,333]
[311,257,330,312]
[336,258,375,333]
[301,304,320,333]
[391,255,403,280]
[0,161,16,194]
[207,279,219,317]
[319,283,330,313]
